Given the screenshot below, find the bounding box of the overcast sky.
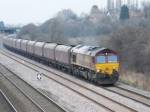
[0,0,147,25]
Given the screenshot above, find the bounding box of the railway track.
[104,86,150,107]
[0,89,17,112]
[1,49,150,112]
[115,84,150,98]
[0,63,67,112]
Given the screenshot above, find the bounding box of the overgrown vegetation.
[104,27,150,74]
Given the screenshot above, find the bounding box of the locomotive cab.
[94,49,119,75]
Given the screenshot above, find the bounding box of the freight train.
[2,37,120,85]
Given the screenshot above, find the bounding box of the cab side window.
[73,54,76,62]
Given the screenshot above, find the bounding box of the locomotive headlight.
[97,69,99,72]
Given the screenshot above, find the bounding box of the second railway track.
[0,63,67,112]
[0,89,17,112]
[104,85,150,107]
[0,49,150,112]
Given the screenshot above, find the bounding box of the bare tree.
[103,27,150,74]
[143,2,150,19]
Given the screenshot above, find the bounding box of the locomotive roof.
[71,45,117,56]
[71,45,106,56]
